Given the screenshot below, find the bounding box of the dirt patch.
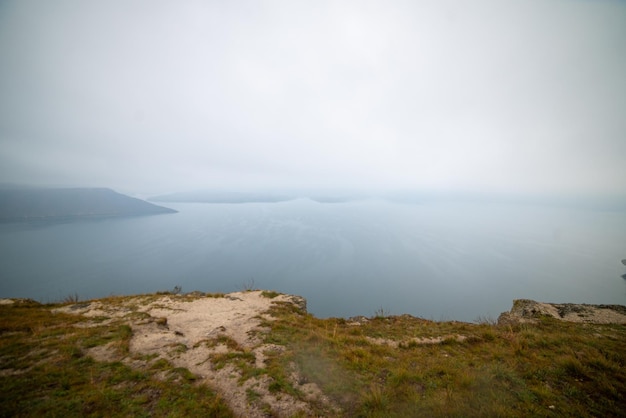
[366,334,467,347]
[56,291,336,417]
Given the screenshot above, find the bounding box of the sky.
[0,0,625,196]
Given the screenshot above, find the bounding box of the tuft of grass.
[168,343,188,356]
[361,384,390,415]
[62,292,80,304]
[372,306,390,318]
[239,278,257,292]
[203,292,225,298]
[199,335,243,351]
[150,358,171,371]
[245,389,273,416]
[169,367,198,382]
[261,290,281,299]
[210,351,256,371]
[155,285,182,295]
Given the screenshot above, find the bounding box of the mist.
[1,0,625,198]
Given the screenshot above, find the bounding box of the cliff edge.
[2,293,626,417]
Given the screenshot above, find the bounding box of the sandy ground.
[54,291,337,417]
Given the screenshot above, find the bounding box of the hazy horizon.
[3,182,626,211]
[1,1,625,196]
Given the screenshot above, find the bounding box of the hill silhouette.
[0,187,176,222]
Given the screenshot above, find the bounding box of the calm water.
[1,199,625,321]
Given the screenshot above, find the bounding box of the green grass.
[260,301,626,417]
[0,302,232,417]
[261,290,281,299]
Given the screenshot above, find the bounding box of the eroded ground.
[53,291,338,417]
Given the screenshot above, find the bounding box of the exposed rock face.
[498,299,626,325]
[284,295,307,312]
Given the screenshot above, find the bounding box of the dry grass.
[261,301,626,417]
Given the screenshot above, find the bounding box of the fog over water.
[1,2,625,315]
[1,200,624,321]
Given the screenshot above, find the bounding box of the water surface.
[1,199,624,321]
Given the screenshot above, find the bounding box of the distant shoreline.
[0,187,176,223]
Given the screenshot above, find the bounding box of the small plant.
[362,384,389,413]
[150,358,171,370]
[203,335,242,351]
[261,290,280,299]
[170,367,198,382]
[209,351,256,370]
[62,292,80,304]
[246,388,262,403]
[156,285,182,295]
[168,342,188,355]
[239,278,257,292]
[373,306,390,318]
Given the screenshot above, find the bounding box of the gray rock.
[498,299,626,325]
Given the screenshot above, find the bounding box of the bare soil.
[53,291,337,417]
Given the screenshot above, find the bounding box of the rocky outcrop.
[498,299,626,325]
[284,294,307,312]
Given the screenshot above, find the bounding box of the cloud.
[1,0,625,195]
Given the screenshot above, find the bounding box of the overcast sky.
[0,0,625,196]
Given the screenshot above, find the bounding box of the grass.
[239,278,257,292]
[261,290,281,299]
[62,292,80,303]
[373,306,391,318]
[2,293,625,417]
[156,285,182,295]
[259,301,626,417]
[0,301,232,417]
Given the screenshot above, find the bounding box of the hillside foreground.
[1,291,625,417]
